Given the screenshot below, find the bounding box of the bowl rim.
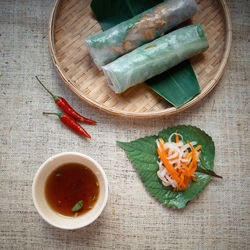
[32,152,109,230]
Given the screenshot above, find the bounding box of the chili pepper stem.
[43,112,61,118]
[35,76,59,101]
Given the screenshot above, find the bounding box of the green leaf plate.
[117,125,215,209]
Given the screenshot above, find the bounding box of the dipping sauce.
[45,163,99,217]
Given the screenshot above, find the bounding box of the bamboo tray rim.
[48,0,232,118]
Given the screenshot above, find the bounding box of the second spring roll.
[85,0,198,68]
[102,24,209,93]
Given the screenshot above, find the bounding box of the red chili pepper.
[36,76,96,124]
[43,112,91,138]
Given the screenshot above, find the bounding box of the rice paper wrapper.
[85,0,198,69]
[102,24,209,93]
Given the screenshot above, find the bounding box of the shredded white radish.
[168,132,183,143]
[156,132,201,190]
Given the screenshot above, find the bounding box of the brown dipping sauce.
[45,163,99,217]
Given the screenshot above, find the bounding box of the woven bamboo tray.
[48,0,232,118]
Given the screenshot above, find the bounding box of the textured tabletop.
[0,0,249,249]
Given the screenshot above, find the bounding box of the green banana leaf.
[90,0,201,108]
[147,61,201,107]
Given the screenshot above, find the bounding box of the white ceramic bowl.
[32,152,108,230]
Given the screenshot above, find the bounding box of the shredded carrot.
[177,175,185,191]
[187,141,197,173]
[182,176,189,190]
[168,154,179,161]
[157,149,180,183]
[179,166,187,173]
[157,140,180,183]
[198,151,201,159]
[180,159,188,164]
[176,131,179,143]
[186,152,191,159]
[186,145,202,159]
[145,44,156,49]
[157,137,202,191]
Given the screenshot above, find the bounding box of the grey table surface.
[0,0,249,249]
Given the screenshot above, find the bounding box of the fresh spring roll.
[102,24,209,93]
[85,0,198,68]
